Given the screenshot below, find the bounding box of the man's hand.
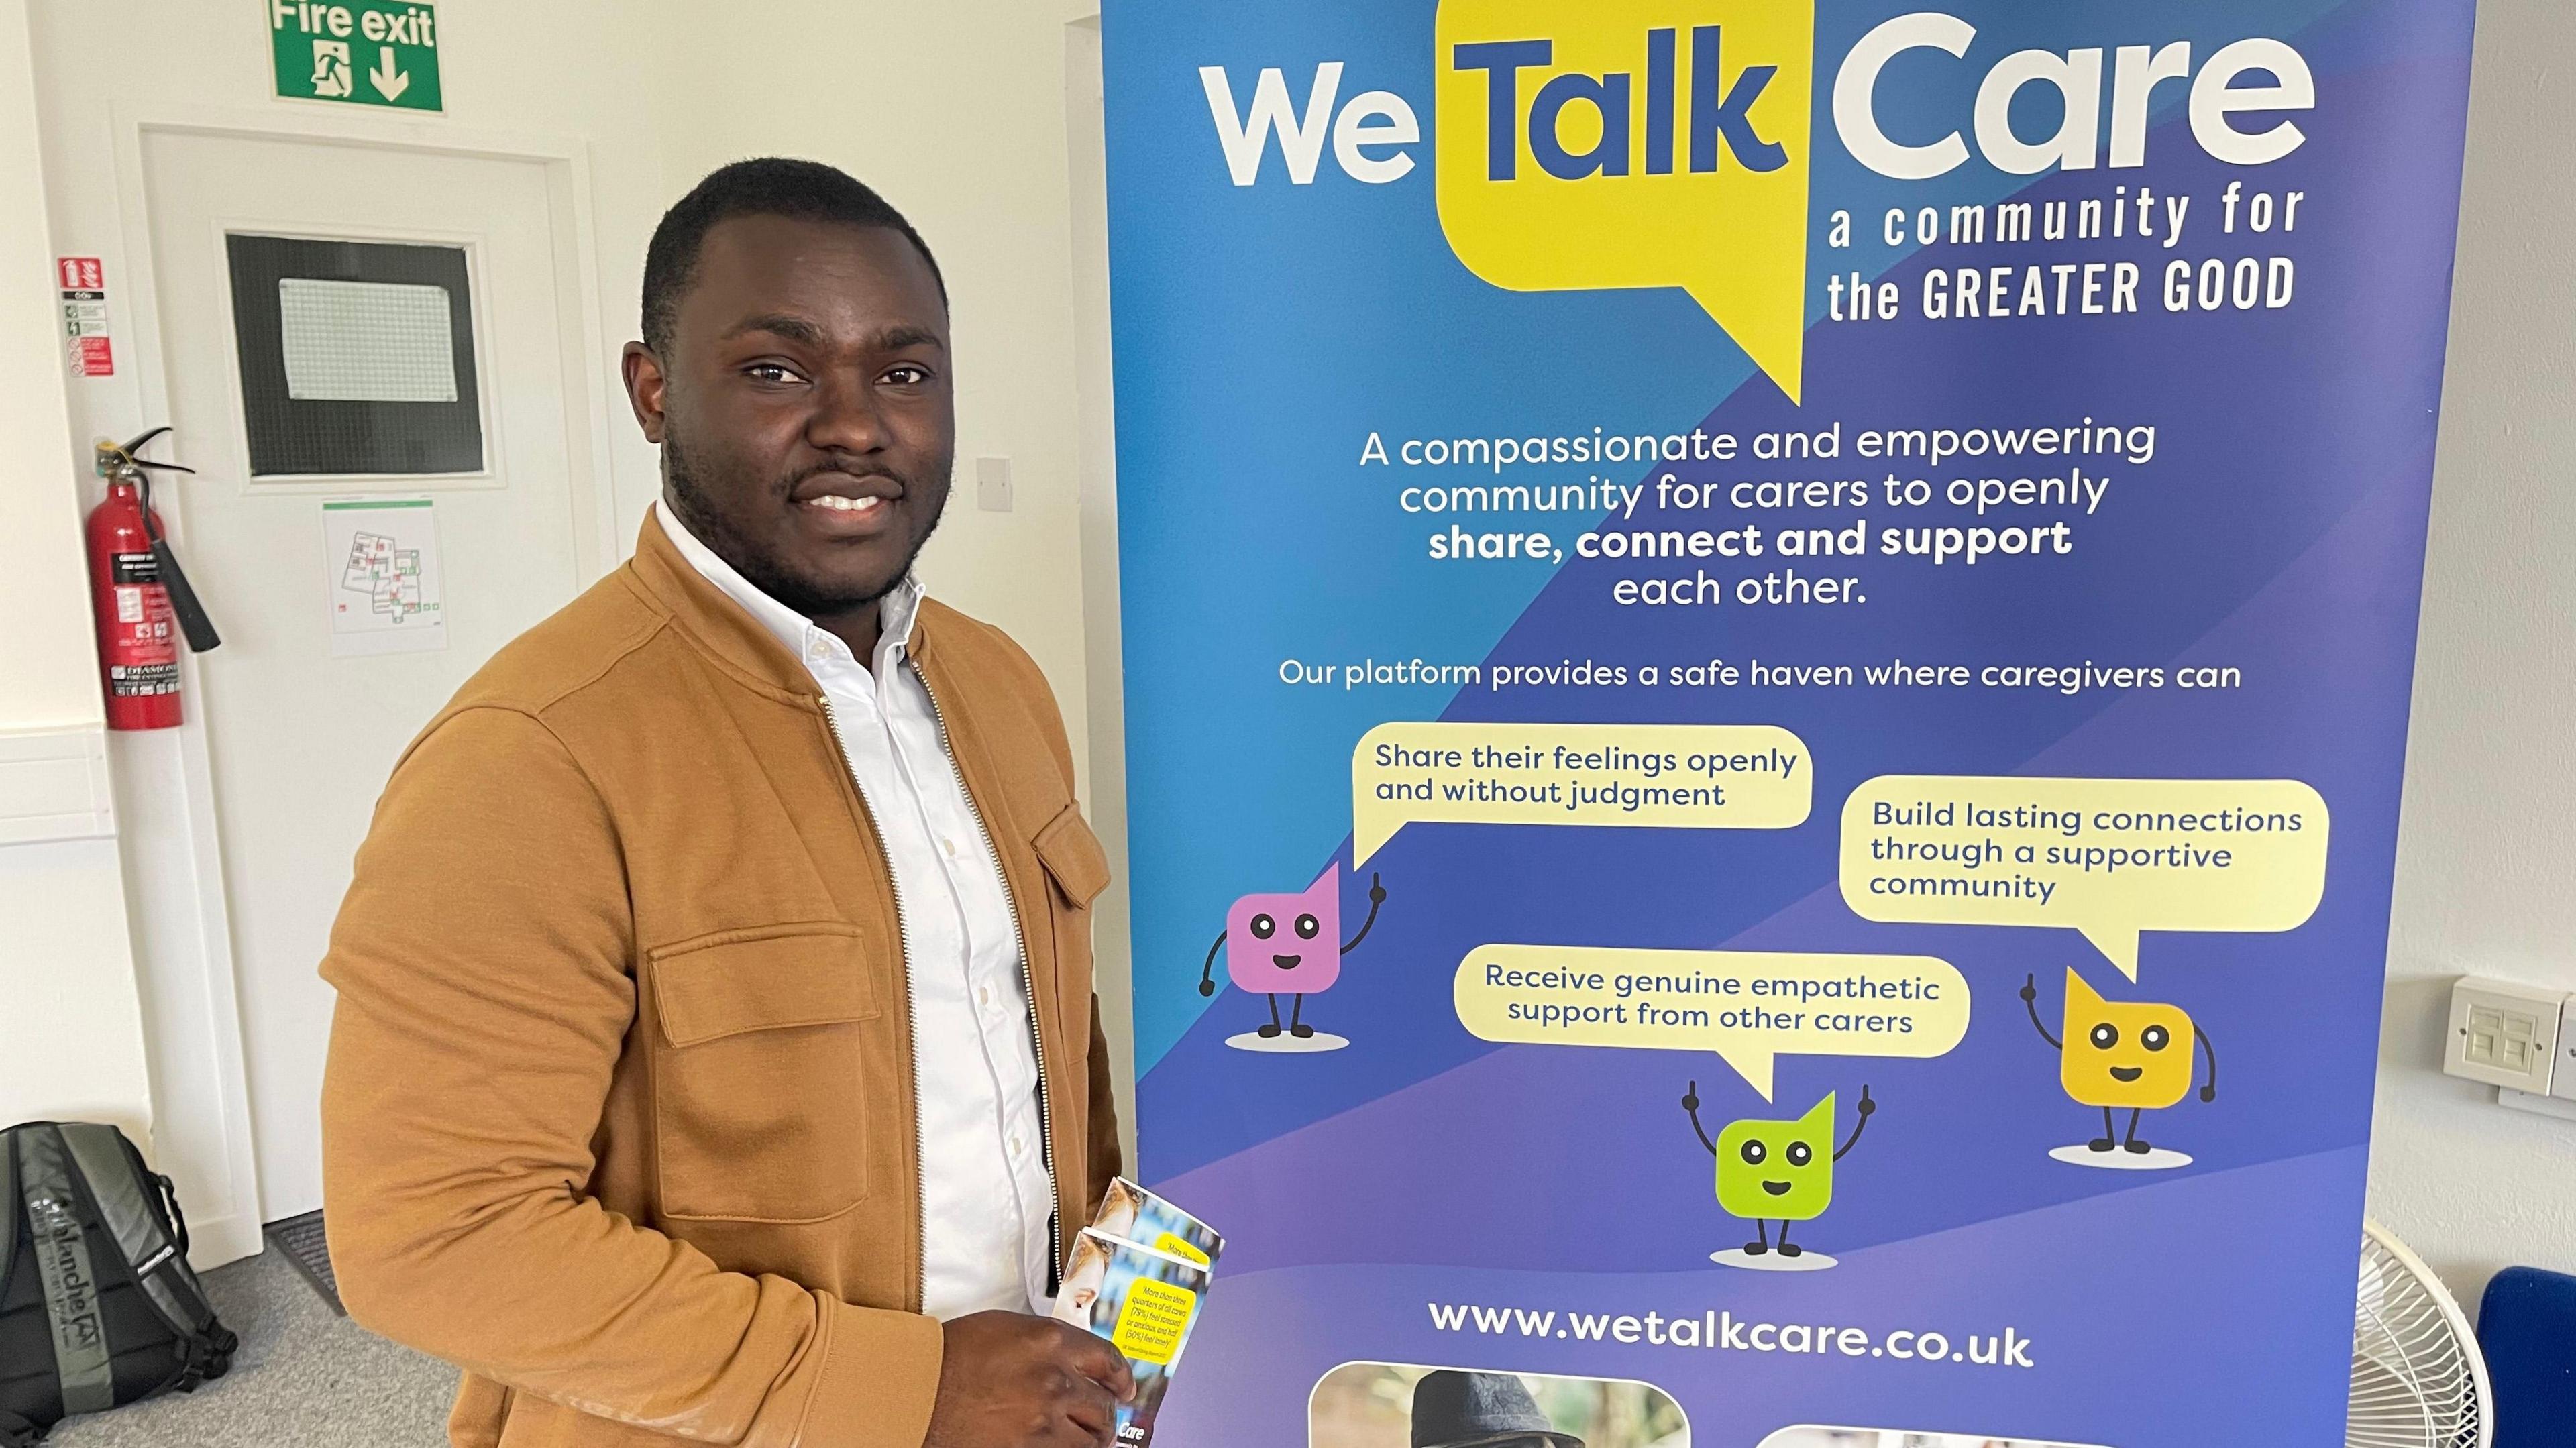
[925,1312,1136,1448]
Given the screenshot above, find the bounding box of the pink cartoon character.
[1197,865,1387,1050]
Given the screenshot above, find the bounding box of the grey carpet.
[48,1248,454,1447]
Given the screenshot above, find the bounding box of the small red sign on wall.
[58,255,113,378]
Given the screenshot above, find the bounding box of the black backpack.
[0,1123,236,1445]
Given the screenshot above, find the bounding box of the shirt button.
[1008,1133,1025,1157]
[941,837,959,858]
[976,985,995,1008]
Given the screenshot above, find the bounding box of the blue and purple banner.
[1102,3,2475,1443]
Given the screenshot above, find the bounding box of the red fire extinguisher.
[85,427,220,730]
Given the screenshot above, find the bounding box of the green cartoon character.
[1684,1081,1876,1268]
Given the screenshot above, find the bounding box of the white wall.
[0,0,156,1140]
[2365,0,2576,1310]
[1065,17,1139,1165]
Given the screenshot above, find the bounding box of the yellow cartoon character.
[2021,970,2217,1168]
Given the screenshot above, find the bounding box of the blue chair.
[2479,1266,2576,1447]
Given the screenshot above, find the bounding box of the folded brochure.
[1093,1176,1224,1268]
[1053,1182,1222,1445]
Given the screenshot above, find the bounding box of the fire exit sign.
[268,1,442,113]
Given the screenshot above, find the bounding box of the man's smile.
[793,472,902,539]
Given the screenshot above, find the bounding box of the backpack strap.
[15,1126,115,1417]
[52,1125,230,1390]
[0,1127,21,1296]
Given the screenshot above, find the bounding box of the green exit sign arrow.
[268,1,442,113]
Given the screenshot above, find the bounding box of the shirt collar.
[653,502,924,672]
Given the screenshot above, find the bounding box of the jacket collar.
[626,506,946,701]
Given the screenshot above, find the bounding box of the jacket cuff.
[797,1298,944,1448]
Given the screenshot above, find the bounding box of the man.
[1407,1372,1582,1448]
[319,158,1132,1448]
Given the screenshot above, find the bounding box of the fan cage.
[2349,1221,2492,1448]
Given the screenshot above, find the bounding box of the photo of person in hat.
[1409,1370,1585,1448]
[1309,1361,1686,1448]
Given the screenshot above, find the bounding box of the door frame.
[103,101,619,1266]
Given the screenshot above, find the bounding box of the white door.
[138,128,597,1221]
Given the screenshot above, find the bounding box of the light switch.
[976,455,1014,513]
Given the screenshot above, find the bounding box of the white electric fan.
[2349,1221,2493,1448]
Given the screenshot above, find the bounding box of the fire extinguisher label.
[101,549,179,699]
[106,663,180,695]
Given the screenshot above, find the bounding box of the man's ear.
[621,342,667,443]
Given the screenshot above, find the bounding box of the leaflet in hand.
[1091,1177,1224,1268]
[1053,1229,1209,1446]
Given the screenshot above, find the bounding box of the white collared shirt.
[658,504,1054,1319]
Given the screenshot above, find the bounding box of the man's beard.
[661,424,940,618]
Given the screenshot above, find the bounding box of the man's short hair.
[640,157,945,354]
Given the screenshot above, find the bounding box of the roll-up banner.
[1102,3,2475,1444]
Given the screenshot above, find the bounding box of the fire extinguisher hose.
[138,473,221,653]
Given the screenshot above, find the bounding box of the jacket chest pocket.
[647,924,885,1223]
[1030,803,1111,1052]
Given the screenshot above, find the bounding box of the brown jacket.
[319,518,1120,1448]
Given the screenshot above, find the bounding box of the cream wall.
[2365,0,2576,1309]
[0,1,112,733]
[0,0,156,1138]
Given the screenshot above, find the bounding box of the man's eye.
[743,363,801,384]
[883,364,931,385]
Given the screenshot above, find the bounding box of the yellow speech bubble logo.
[1354,721,1812,866]
[1434,0,1813,400]
[1839,775,2332,979]
[1455,945,1969,1099]
[1110,1277,1198,1366]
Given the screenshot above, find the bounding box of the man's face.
[625,213,953,620]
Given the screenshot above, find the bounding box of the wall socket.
[2443,975,2566,1095]
[975,455,1014,513]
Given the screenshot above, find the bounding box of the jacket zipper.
[815,695,933,1313]
[915,671,1063,1300]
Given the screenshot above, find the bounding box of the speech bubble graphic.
[1354,721,1811,865]
[1455,944,1968,1099]
[1839,775,2332,979]
[1110,1277,1197,1366]
[1434,0,1814,400]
